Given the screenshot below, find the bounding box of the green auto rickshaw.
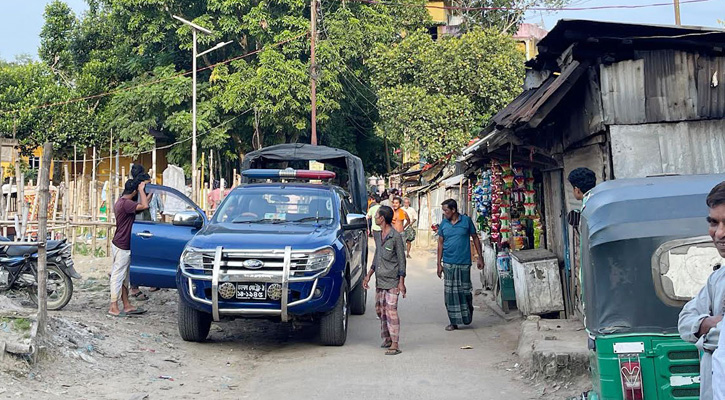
[579,174,725,400]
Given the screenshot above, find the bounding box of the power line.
[0,33,308,116]
[45,109,252,163]
[343,0,711,12]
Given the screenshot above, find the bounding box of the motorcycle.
[0,238,80,310]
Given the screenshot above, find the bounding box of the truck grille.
[201,250,312,272]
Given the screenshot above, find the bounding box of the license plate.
[236,283,267,300]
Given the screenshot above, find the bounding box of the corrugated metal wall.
[611,119,725,178]
[599,50,725,125]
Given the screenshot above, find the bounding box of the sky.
[0,0,722,60]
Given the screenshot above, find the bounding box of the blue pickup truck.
[130,145,369,346]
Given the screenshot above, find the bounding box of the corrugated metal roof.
[491,60,588,130]
[536,19,725,62]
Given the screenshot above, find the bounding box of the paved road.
[231,247,537,400]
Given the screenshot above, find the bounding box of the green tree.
[0,60,98,156]
[369,29,525,161]
[451,0,570,34]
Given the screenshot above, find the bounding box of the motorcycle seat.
[4,245,39,257]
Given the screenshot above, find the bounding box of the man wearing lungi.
[363,205,407,355]
[437,199,484,331]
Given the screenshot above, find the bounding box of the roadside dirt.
[0,254,590,399]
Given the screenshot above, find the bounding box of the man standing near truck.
[363,205,407,356]
[108,180,150,317]
[679,181,725,400]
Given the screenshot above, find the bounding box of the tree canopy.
[0,0,550,177]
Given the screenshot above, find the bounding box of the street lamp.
[172,15,231,203]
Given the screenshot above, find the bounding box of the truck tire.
[178,299,212,342]
[350,270,367,315]
[320,280,349,346]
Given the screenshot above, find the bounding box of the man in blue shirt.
[436,199,484,331]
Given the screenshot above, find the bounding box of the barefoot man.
[108,179,149,317]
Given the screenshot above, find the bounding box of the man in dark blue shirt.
[436,199,484,331]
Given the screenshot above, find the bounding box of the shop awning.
[442,174,465,188]
[461,60,588,161]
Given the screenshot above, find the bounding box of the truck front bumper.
[179,246,339,322]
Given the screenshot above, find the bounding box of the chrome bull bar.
[183,246,325,322]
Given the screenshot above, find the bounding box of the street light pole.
[173,15,229,204]
[192,28,198,203]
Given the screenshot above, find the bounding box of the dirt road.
[1,248,579,400]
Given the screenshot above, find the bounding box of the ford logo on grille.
[243,259,265,269]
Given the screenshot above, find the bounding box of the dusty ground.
[0,247,589,400]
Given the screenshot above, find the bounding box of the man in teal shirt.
[436,199,484,331]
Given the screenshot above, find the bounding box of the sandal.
[107,311,127,318]
[445,324,458,331]
[385,349,402,356]
[131,291,149,301]
[380,341,392,348]
[125,307,147,315]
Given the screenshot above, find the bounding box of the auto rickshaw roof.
[582,174,725,247]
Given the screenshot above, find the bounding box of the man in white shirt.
[679,181,725,400]
[402,197,418,259]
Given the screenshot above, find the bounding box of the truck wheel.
[320,280,349,346]
[350,272,367,315]
[178,299,212,342]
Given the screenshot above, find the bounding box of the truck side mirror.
[173,211,204,229]
[343,213,367,230]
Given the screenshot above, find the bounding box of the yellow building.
[513,23,548,60]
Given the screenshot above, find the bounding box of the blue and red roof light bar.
[242,169,336,180]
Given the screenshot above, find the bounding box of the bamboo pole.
[109,130,114,211]
[81,151,87,218]
[36,142,52,336]
[64,165,70,239]
[152,145,157,184]
[201,153,206,211]
[5,171,12,218]
[426,191,432,249]
[92,145,97,216]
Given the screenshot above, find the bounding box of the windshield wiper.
[232,218,274,224]
[289,216,334,224]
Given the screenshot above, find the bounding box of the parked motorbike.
[0,238,79,310]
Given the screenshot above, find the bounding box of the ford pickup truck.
[130,145,369,346]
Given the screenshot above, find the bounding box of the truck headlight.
[181,247,205,270]
[306,247,334,272]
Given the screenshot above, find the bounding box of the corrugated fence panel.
[641,50,699,122]
[611,120,725,178]
[600,59,647,125]
[696,54,725,119]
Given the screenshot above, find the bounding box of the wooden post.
[37,142,53,336]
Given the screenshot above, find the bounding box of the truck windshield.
[213,188,336,225]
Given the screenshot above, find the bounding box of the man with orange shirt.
[391,197,411,234]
